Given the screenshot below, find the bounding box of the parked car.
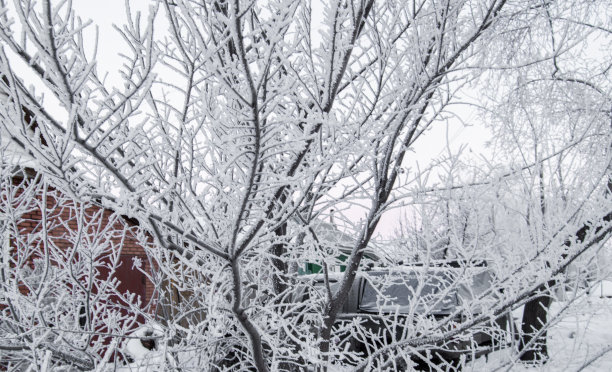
[296,261,516,370]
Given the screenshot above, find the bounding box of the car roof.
[298,264,492,283]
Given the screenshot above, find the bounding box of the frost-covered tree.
[479,0,612,362]
[0,0,610,371]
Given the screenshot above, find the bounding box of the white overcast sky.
[67,1,492,239]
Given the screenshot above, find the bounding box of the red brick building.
[3,167,155,316]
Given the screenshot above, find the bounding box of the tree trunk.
[271,222,288,299]
[271,220,306,371]
[520,209,612,363]
[519,283,554,362]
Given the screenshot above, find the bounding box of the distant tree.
[480,0,612,362]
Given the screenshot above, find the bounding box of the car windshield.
[359,270,459,313]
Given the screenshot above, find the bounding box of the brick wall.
[6,174,155,312]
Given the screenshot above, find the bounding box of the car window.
[293,278,339,303]
[359,271,459,313]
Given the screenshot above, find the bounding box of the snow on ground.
[115,323,174,372]
[466,281,612,372]
[110,282,612,371]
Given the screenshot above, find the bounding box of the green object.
[300,255,348,274]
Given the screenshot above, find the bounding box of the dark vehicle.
[297,262,516,370]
